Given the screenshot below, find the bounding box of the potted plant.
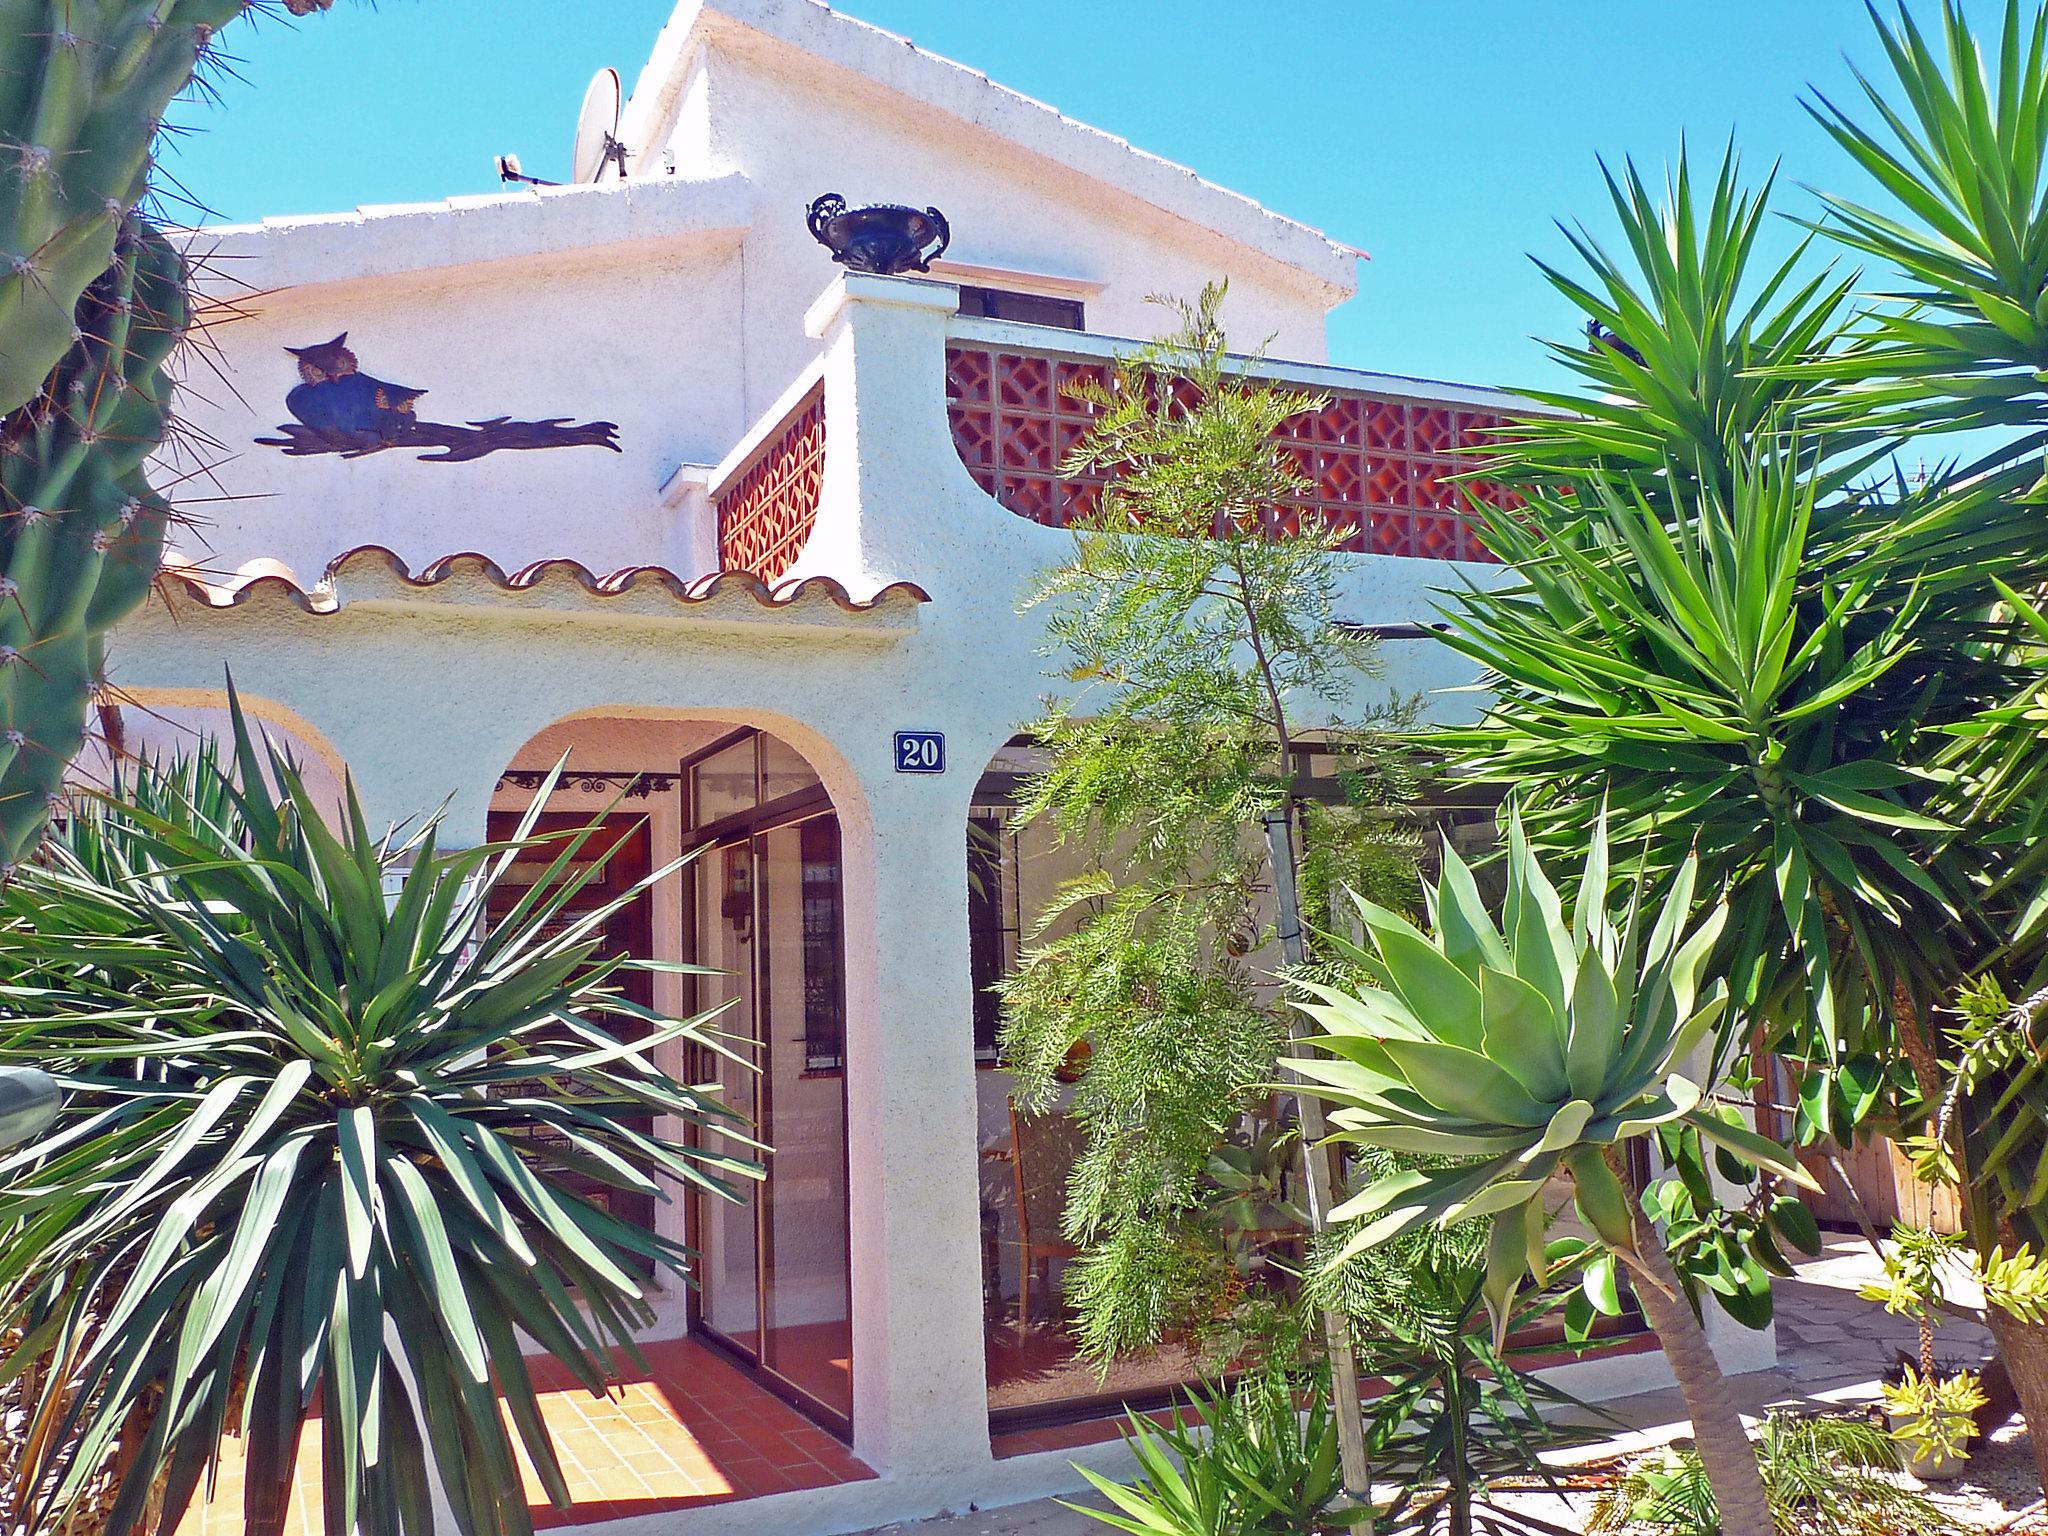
[1882,1363,1987,1482]
[1862,1227,1986,1480]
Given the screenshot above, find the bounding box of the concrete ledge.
[176,172,754,295]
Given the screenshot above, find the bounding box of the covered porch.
[106,534,1060,1534]
[177,1339,873,1536]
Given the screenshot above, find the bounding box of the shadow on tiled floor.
[174,1336,871,1535]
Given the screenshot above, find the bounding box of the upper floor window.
[957,285,1085,331]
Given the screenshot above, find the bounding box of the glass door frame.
[679,729,854,1439]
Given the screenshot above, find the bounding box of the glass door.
[756,816,851,1422]
[696,840,762,1357]
[685,732,852,1434]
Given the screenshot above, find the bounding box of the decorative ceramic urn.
[807,194,951,275]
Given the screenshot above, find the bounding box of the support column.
[835,762,995,1477]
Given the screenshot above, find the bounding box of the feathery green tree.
[1001,284,1417,1501]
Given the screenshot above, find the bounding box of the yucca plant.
[1446,398,2042,1131]
[1068,1363,1370,1536]
[1787,4,2048,1487]
[1803,0,2048,453]
[1440,0,2048,1500]
[1455,103,2048,1115]
[0,696,757,1536]
[1508,147,1860,497]
[1290,817,1810,1536]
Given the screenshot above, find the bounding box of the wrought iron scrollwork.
[495,770,679,799]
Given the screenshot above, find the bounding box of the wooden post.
[1263,804,1374,1520]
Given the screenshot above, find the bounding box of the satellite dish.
[572,67,627,183]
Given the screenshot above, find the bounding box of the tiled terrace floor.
[174,1336,871,1535]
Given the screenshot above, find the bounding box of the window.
[800,817,847,1071]
[956,285,1086,331]
[967,815,1016,1060]
[691,736,757,828]
[688,729,828,833]
[683,728,845,1074]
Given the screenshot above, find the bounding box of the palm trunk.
[1954,984,2048,1498]
[1985,1308,2048,1492]
[1622,1209,1773,1536]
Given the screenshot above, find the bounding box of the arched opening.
[77,689,349,825]
[966,742,1648,1447]
[964,742,1213,1433]
[492,714,854,1439]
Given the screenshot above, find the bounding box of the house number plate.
[894,730,946,774]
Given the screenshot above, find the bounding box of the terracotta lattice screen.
[944,342,1510,561]
[716,385,827,582]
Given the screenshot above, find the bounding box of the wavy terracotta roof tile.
[156,546,930,616]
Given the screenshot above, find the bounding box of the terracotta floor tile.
[738,1464,796,1494]
[638,1471,699,1499]
[175,1336,873,1532]
[784,1425,845,1453]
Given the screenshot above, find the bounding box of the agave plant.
[1289,816,1809,1536]
[1067,1363,1369,1536]
[0,697,756,1536]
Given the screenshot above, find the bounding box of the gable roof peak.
[622,0,1362,296]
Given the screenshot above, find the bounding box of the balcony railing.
[944,333,1512,562]
[711,292,1526,587]
[714,380,826,582]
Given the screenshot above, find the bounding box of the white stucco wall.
[171,224,746,582]
[654,26,1343,422]
[72,695,349,822]
[173,0,1361,591]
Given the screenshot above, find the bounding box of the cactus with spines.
[0,1,333,868]
[0,1,259,416]
[0,217,182,870]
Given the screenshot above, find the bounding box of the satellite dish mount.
[574,67,629,183]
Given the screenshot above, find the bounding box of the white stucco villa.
[94,3,1774,1532]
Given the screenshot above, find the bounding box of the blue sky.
[170,2,1956,392]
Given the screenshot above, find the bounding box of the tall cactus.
[0,1,332,869]
[0,219,182,872]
